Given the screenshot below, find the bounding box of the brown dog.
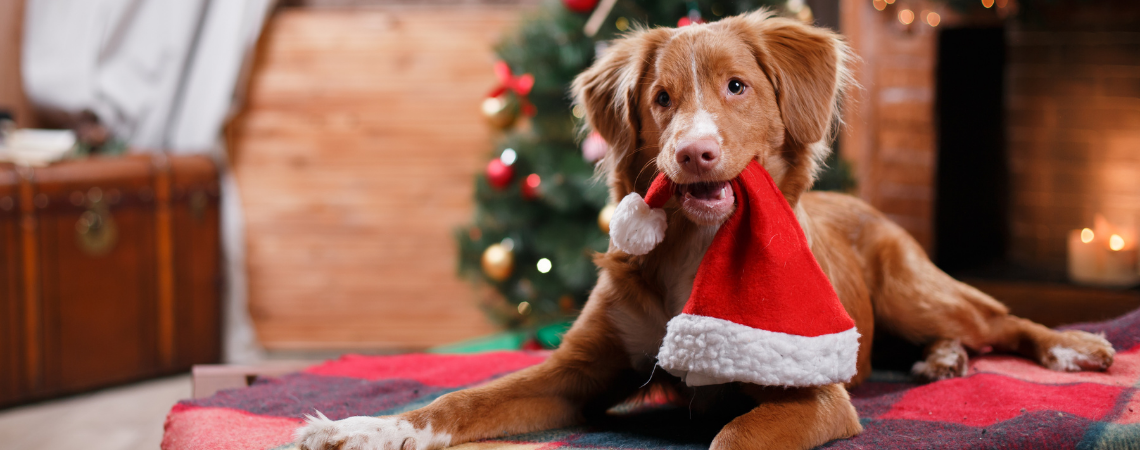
[295,11,1115,450]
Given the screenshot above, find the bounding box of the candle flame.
[1081,228,1095,243]
[1110,234,1125,251]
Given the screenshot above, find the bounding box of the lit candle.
[1068,219,1140,288]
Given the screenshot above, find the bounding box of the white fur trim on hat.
[609,192,667,255]
[657,313,860,387]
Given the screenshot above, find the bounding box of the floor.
[0,375,191,450]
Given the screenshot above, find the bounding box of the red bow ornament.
[488,61,536,116]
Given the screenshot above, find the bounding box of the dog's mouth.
[677,180,735,225]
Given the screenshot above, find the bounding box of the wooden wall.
[840,0,938,252]
[231,6,524,350]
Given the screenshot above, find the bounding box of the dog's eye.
[655,91,671,107]
[728,80,745,95]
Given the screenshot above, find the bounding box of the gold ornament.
[481,94,520,130]
[481,243,515,281]
[598,203,616,233]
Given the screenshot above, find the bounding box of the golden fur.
[297,11,1115,450]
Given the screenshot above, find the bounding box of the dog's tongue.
[643,174,736,210]
[684,181,731,200]
[679,180,735,219]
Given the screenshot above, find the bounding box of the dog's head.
[572,11,851,226]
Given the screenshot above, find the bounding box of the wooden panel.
[34,161,160,392]
[0,155,221,406]
[0,170,21,405]
[170,158,222,367]
[232,7,519,349]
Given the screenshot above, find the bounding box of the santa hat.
[609,161,860,387]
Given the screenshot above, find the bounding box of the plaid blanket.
[163,308,1140,450]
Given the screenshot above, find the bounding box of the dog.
[295,11,1116,450]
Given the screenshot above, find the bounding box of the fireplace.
[935,8,1140,286]
[840,0,1140,326]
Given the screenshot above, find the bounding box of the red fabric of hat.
[610,160,859,387]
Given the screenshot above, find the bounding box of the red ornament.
[677,10,706,27]
[521,173,541,200]
[562,0,598,13]
[521,338,545,351]
[486,159,514,190]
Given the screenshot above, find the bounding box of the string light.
[873,0,886,11]
[1081,228,1095,243]
[500,148,517,166]
[885,0,895,4]
[615,17,630,31]
[981,0,994,8]
[898,9,914,24]
[571,104,585,119]
[537,258,553,273]
[925,11,941,27]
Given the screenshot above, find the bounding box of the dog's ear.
[571,29,669,195]
[737,12,850,146]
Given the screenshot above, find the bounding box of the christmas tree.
[456,0,851,336]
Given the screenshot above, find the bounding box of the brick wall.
[841,0,938,252]
[1006,26,1140,270]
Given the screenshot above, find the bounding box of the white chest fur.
[608,224,719,371]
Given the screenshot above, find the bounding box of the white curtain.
[22,0,275,363]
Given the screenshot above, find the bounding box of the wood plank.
[231,7,521,350]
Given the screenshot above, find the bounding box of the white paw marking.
[911,342,967,381]
[1046,332,1114,372]
[1047,346,1089,371]
[294,411,451,450]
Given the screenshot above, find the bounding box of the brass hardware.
[75,200,117,256]
[190,191,208,222]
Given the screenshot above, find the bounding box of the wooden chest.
[0,154,221,406]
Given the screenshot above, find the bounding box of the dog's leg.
[911,338,969,381]
[710,384,861,450]
[984,315,1114,372]
[865,221,1115,377]
[295,276,639,450]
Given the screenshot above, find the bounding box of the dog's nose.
[675,139,720,175]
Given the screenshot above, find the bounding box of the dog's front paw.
[294,412,451,450]
[912,339,968,381]
[1041,330,1114,372]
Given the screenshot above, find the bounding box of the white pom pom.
[609,192,667,255]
